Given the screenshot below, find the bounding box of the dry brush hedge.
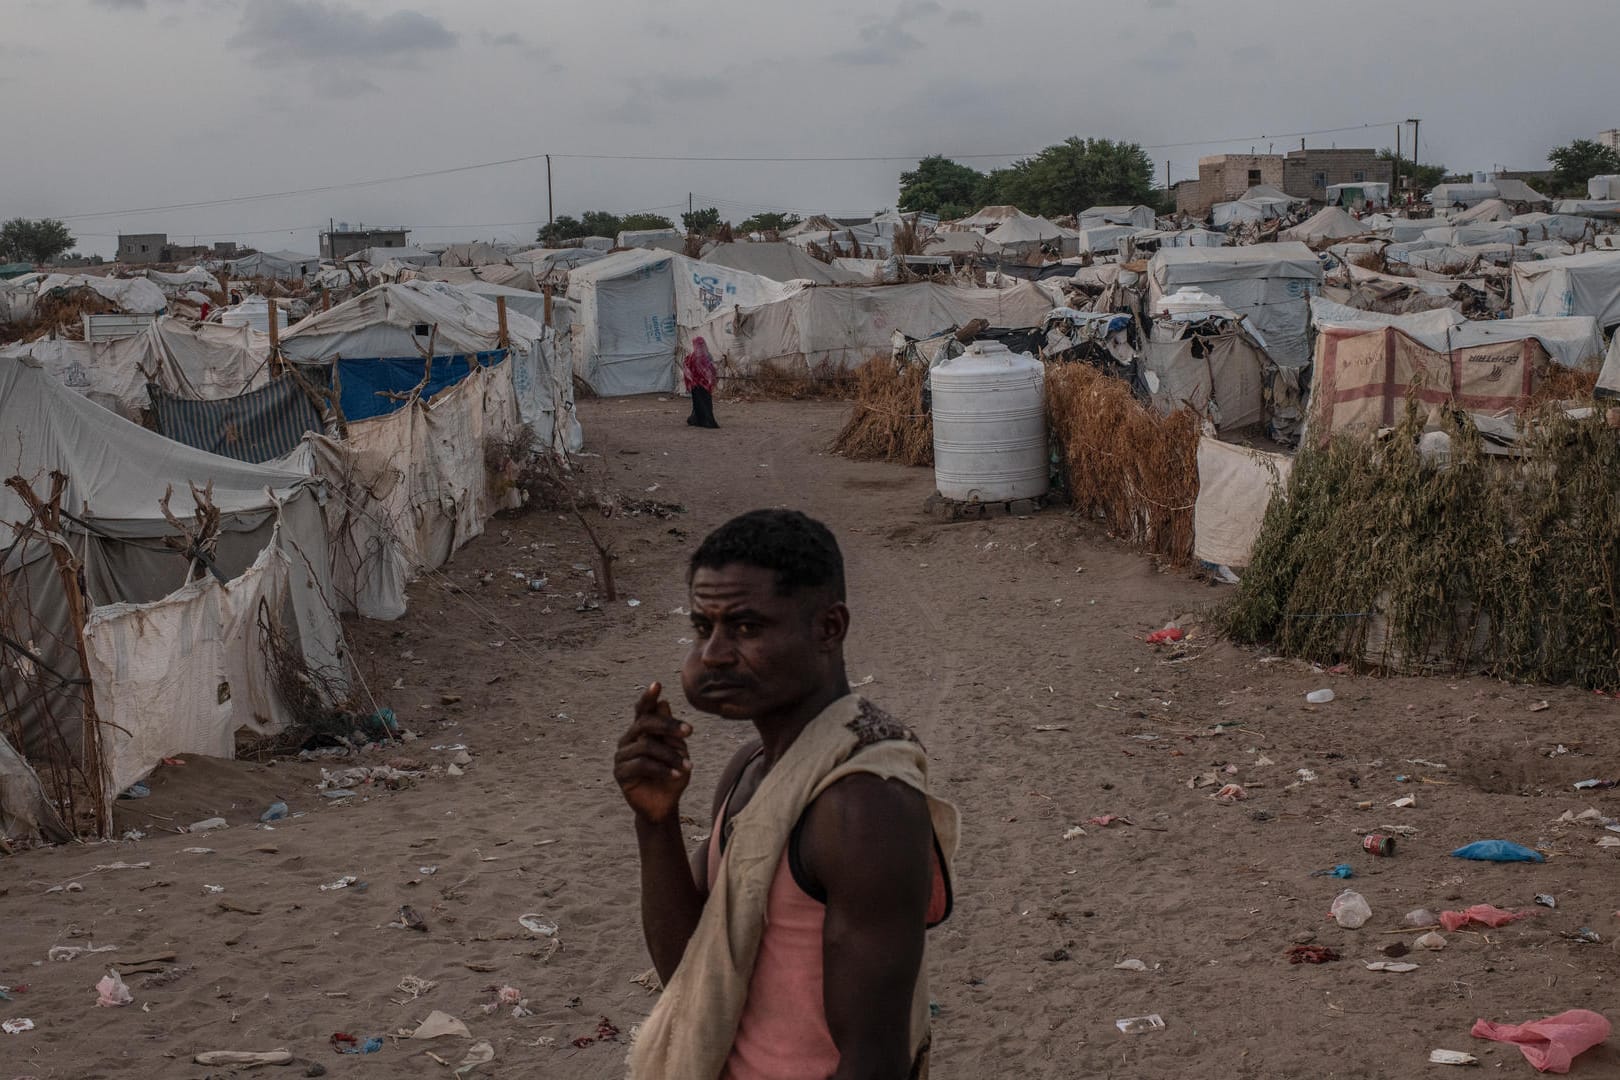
[832,357,934,466]
[1225,402,1620,689]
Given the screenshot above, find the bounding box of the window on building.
[1353,170,1366,182]
[1248,169,1262,185]
[140,244,148,252]
[1313,172,1327,188]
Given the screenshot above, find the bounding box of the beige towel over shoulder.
[628,694,959,1080]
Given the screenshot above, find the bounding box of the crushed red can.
[1362,833,1396,856]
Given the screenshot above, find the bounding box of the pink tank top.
[707,794,840,1080]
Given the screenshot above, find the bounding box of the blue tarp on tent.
[333,350,506,421]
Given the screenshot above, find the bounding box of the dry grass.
[832,357,934,466]
[1225,400,1620,688]
[718,357,858,401]
[1045,363,1200,563]
[0,286,119,344]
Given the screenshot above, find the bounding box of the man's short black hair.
[689,509,846,601]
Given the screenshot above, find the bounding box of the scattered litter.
[1145,626,1183,645]
[1286,945,1341,964]
[1033,724,1069,732]
[392,905,428,932]
[447,764,465,777]
[1416,932,1448,951]
[1112,959,1149,972]
[1214,783,1246,802]
[202,884,224,895]
[260,801,288,823]
[322,789,357,799]
[194,1051,294,1067]
[1305,689,1335,704]
[452,750,473,766]
[332,1033,383,1054]
[1062,826,1086,840]
[189,817,228,833]
[1573,778,1618,790]
[1428,1049,1478,1066]
[1296,768,1319,782]
[1363,961,1419,973]
[519,914,558,936]
[2,1018,35,1034]
[1471,1009,1612,1073]
[1087,815,1123,827]
[396,975,436,1000]
[320,876,359,892]
[483,985,531,1019]
[1529,700,1550,712]
[119,782,150,800]
[630,968,662,994]
[1311,864,1354,879]
[419,865,438,876]
[1403,909,1441,928]
[1536,894,1558,909]
[1330,890,1372,929]
[627,599,641,608]
[48,943,116,962]
[1440,905,1531,932]
[1451,840,1543,863]
[1564,928,1602,944]
[1115,1014,1166,1034]
[95,969,132,1008]
[409,1010,471,1040]
[44,882,83,894]
[1389,796,1417,809]
[458,1039,496,1071]
[571,1016,622,1048]
[182,847,215,855]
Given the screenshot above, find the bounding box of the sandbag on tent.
[0,354,344,833]
[1194,438,1293,571]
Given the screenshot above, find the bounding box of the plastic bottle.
[1306,688,1336,704]
[1330,889,1372,928]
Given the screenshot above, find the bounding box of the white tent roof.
[343,245,437,266]
[1151,243,1321,284]
[1311,297,1604,369]
[617,228,684,252]
[924,231,1005,257]
[954,205,1029,228]
[227,250,318,280]
[1079,205,1157,229]
[1601,331,1620,398]
[1282,207,1370,245]
[1511,250,1620,328]
[985,213,1075,246]
[280,279,545,362]
[438,242,511,267]
[1242,184,1303,204]
[700,242,864,284]
[1454,199,1516,224]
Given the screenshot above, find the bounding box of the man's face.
[682,563,834,720]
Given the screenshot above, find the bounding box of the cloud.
[480,30,528,48]
[228,1,456,65]
[650,74,727,101]
[1146,0,1176,7]
[945,9,983,26]
[829,2,946,65]
[90,0,147,8]
[1165,29,1195,50]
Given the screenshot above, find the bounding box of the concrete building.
[321,225,410,261]
[1599,130,1620,153]
[1179,155,1284,215]
[1282,148,1392,201]
[117,233,167,263]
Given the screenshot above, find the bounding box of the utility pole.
[688,192,694,220]
[328,217,335,261]
[1407,118,1421,175]
[546,155,554,234]
[1394,124,1401,195]
[1164,160,1171,191]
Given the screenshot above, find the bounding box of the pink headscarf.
[684,336,717,392]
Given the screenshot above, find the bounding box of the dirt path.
[3,396,1618,1079]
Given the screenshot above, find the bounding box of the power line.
[49,121,1412,222]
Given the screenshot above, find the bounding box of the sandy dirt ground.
[3,395,1619,1079]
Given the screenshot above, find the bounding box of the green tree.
[1548,138,1620,197]
[987,138,1155,218]
[0,218,75,265]
[619,212,675,232]
[898,155,989,219]
[738,211,801,234]
[581,210,627,237]
[680,207,723,235]
[537,215,586,244]
[1377,149,1447,193]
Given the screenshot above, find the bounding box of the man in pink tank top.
[614,510,951,1080]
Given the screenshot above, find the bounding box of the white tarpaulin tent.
[227,250,318,281]
[1194,438,1293,570]
[700,242,865,284]
[1512,213,1596,243]
[980,212,1076,256]
[1282,207,1370,246]
[617,228,684,253]
[1,354,344,819]
[0,317,271,418]
[924,231,1005,258]
[1511,250,1620,328]
[1148,243,1323,367]
[1211,197,1296,228]
[280,280,579,453]
[1599,332,1620,398]
[143,267,221,295]
[0,273,168,325]
[697,280,1057,378]
[566,249,792,395]
[1073,224,1145,255]
[1325,182,1389,208]
[1080,205,1157,230]
[342,245,438,267]
[438,241,511,267]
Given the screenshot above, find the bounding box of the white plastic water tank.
[930,341,1048,502]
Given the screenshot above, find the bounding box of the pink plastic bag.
[1471,1009,1611,1073]
[1440,904,1531,932]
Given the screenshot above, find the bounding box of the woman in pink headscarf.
[683,336,720,429]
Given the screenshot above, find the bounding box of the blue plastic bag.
[1451,840,1544,863]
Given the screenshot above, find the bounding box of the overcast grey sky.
[3,0,1615,257]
